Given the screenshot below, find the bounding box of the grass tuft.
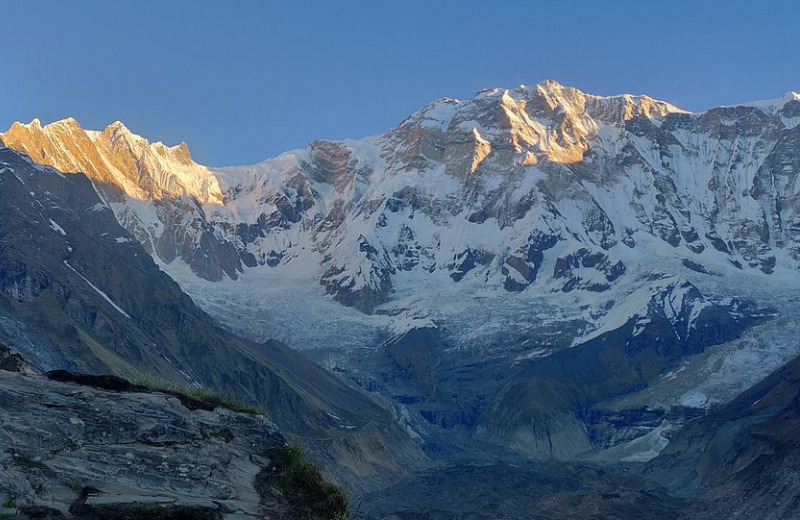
[132,375,267,416]
[272,444,348,520]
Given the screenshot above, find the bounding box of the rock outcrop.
[0,348,304,520]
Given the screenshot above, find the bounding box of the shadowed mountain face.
[0,145,426,490]
[358,354,800,520]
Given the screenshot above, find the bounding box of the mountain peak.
[470,80,685,121]
[0,117,223,205]
[6,117,82,135]
[532,78,578,97]
[105,120,130,133]
[389,80,688,170]
[538,78,567,89]
[51,116,81,128]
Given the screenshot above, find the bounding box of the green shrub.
[1,498,15,509]
[273,444,348,520]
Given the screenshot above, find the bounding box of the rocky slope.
[361,460,689,520]
[358,352,800,519]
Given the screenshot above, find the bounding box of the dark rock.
[43,370,219,412]
[449,248,493,282]
[553,248,625,292]
[681,258,712,274]
[44,370,142,392]
[0,343,28,373]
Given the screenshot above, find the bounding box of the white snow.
[680,390,709,408]
[736,91,800,113]
[48,219,66,236]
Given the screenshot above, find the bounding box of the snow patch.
[680,390,709,408]
[48,219,66,236]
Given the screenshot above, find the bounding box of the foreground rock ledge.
[0,369,298,519]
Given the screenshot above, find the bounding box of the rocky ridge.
[1,118,233,281]
[0,345,306,520]
[647,346,800,519]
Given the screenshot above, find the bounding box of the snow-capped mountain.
[3,80,800,462]
[2,117,222,203]
[1,118,235,280]
[5,82,800,307]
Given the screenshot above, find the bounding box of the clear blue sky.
[2,1,799,166]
